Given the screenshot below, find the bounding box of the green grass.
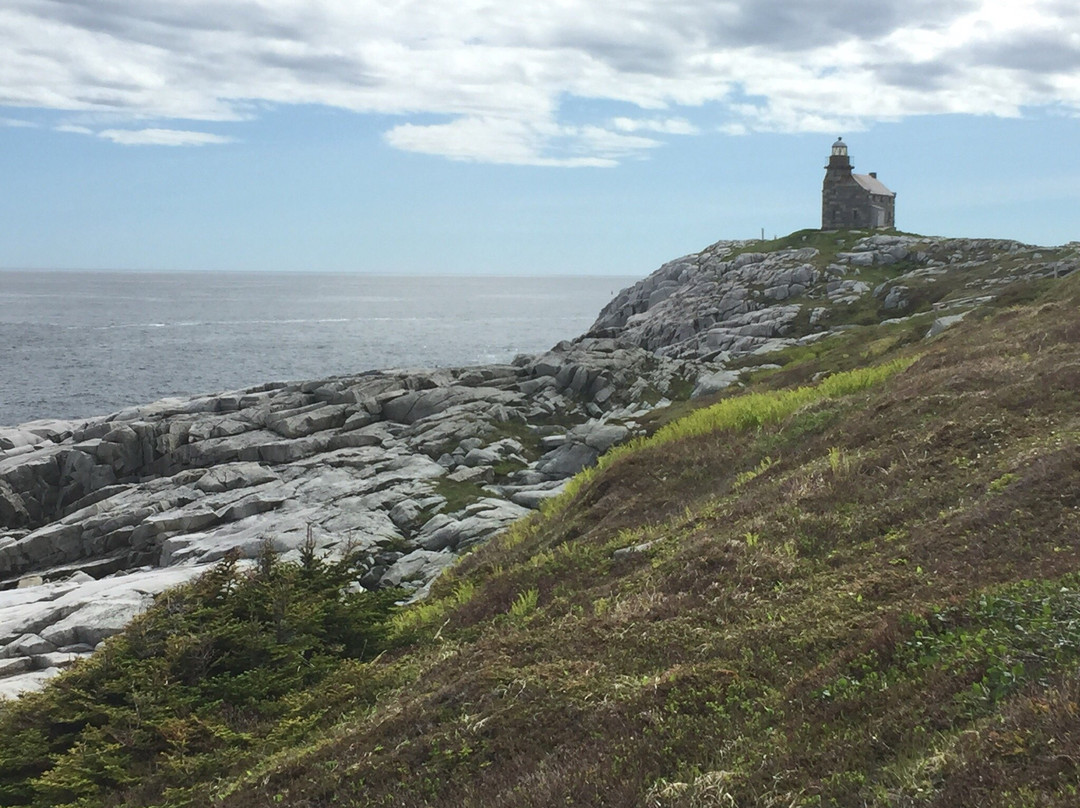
[391,579,476,636]
[432,477,488,513]
[724,228,930,269]
[544,354,916,512]
[3,248,1080,808]
[485,419,543,460]
[725,228,864,266]
[651,356,914,442]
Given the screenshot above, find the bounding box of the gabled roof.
[854,173,895,197]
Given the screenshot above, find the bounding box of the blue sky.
[1,0,1078,275]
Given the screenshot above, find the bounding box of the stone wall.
[823,179,895,230]
[822,176,873,229]
[869,192,896,228]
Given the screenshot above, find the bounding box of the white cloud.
[384,117,658,166]
[385,117,601,166]
[1,117,35,127]
[55,124,93,135]
[97,128,234,146]
[0,0,1078,163]
[611,117,699,135]
[719,123,749,137]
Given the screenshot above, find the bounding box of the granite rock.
[1,234,1074,698]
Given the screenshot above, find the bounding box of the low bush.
[0,546,402,808]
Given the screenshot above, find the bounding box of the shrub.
[0,549,402,808]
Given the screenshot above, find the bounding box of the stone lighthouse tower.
[821,137,895,230]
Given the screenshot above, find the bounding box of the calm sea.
[0,271,636,427]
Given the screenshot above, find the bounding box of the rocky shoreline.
[0,340,701,697]
[1,231,1076,697]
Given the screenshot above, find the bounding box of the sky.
[1,0,1079,275]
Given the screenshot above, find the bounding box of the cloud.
[0,0,1078,163]
[611,117,699,135]
[1,117,35,127]
[384,117,658,166]
[55,124,93,135]
[964,33,1080,73]
[97,128,234,146]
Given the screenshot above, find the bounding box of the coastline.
[0,230,1077,698]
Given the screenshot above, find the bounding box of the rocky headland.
[1,230,1076,697]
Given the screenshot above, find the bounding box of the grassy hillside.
[2,267,1080,807]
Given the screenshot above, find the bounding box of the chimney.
[869,172,877,178]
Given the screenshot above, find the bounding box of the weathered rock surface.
[586,233,1078,364]
[1,232,1076,698]
[0,342,704,696]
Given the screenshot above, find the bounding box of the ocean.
[0,271,637,427]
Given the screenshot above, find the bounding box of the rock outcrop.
[0,341,700,696]
[587,233,1078,362]
[1,230,1076,697]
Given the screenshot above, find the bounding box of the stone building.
[821,138,895,230]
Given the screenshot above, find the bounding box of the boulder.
[0,522,84,573]
[381,549,457,589]
[96,424,148,476]
[342,409,379,431]
[389,499,424,530]
[413,499,528,552]
[692,370,741,398]
[570,422,629,453]
[510,487,566,509]
[447,466,494,484]
[2,633,55,657]
[415,518,466,552]
[926,312,970,338]
[535,442,598,477]
[463,447,501,467]
[882,285,910,311]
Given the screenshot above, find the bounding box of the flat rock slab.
[196,462,279,493]
[0,668,63,700]
[926,312,970,338]
[0,566,206,656]
[41,595,155,647]
[383,387,521,425]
